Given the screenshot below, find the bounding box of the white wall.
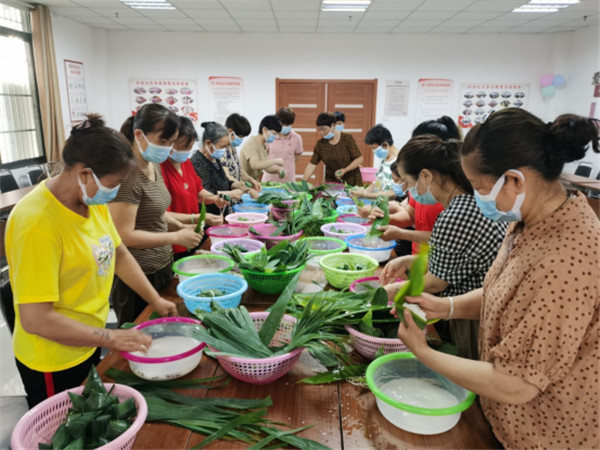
[50,21,598,173]
[51,14,109,134]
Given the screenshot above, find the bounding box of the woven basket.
[211,312,302,384]
[11,384,147,450]
[344,325,409,360]
[319,253,379,290]
[177,272,248,313]
[241,264,305,295]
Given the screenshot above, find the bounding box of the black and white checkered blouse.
[429,194,508,297]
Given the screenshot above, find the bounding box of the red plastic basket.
[210,312,303,384]
[248,223,303,249]
[11,383,147,450]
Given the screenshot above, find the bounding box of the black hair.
[412,116,461,141]
[398,135,473,194]
[120,103,179,144]
[334,111,345,123]
[316,112,336,127]
[462,108,600,181]
[176,116,198,148]
[200,121,228,144]
[258,115,282,133]
[276,107,296,126]
[63,114,133,177]
[390,161,398,175]
[225,113,251,137]
[365,124,394,146]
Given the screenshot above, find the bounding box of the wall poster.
[129,78,198,122]
[383,80,410,119]
[458,82,529,130]
[64,60,88,123]
[208,76,244,124]
[415,78,453,124]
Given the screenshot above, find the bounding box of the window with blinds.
[0,3,44,165]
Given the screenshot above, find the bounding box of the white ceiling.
[33,0,599,33]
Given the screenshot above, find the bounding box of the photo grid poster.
[458,82,529,130]
[129,79,198,122]
[64,60,88,123]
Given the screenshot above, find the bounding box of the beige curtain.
[31,5,64,163]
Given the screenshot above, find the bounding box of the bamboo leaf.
[258,272,300,347]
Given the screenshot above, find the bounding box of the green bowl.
[173,255,234,281]
[319,253,378,290]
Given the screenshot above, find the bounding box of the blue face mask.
[78,171,120,205]
[474,169,525,222]
[408,178,438,205]
[280,126,292,135]
[374,145,389,160]
[392,182,404,197]
[229,133,243,147]
[335,124,344,132]
[265,132,276,144]
[211,144,227,160]
[323,131,335,140]
[170,149,191,163]
[137,133,172,163]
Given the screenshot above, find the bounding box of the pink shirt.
[262,131,303,183]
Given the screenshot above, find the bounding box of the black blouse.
[190,151,233,216]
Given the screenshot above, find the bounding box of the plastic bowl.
[349,276,402,293]
[366,353,476,435]
[177,272,248,313]
[301,237,347,267]
[120,317,206,380]
[173,255,234,281]
[248,223,303,250]
[11,383,147,450]
[335,197,355,207]
[210,312,302,384]
[319,253,379,290]
[206,224,250,244]
[336,205,358,215]
[346,234,396,262]
[321,222,366,240]
[233,203,270,214]
[225,212,268,227]
[360,167,377,182]
[337,214,372,228]
[210,238,265,259]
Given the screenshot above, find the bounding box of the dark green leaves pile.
[41,366,136,449]
[223,239,310,274]
[293,196,337,237]
[105,369,329,449]
[366,196,389,238]
[254,190,295,208]
[193,274,346,367]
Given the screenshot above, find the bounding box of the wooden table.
[561,173,600,192]
[0,185,36,213]
[97,272,500,450]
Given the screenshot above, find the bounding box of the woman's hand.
[205,213,223,226]
[152,296,178,318]
[403,294,451,321]
[108,328,152,353]
[231,181,244,190]
[351,187,367,197]
[356,204,371,219]
[368,206,384,221]
[248,189,260,199]
[175,227,202,248]
[249,178,261,191]
[380,255,415,285]
[213,195,230,209]
[229,188,245,201]
[335,168,346,179]
[396,309,428,354]
[377,225,403,242]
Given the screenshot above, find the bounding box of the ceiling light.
[513,0,579,12]
[120,0,176,10]
[321,1,371,12]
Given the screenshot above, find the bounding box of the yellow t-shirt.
[6,181,122,372]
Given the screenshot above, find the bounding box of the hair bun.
[549,115,599,164]
[70,113,105,136]
[200,121,216,129]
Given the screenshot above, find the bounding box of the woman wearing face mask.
[263,108,303,184]
[303,112,363,185]
[161,116,227,260]
[380,135,508,359]
[222,113,261,191]
[334,111,345,132]
[190,121,247,217]
[240,115,286,183]
[360,118,457,254]
[5,115,176,408]
[110,104,201,326]
[352,124,399,199]
[391,109,599,449]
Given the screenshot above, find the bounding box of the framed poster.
[64,60,88,123]
[208,76,244,124]
[415,78,453,124]
[129,78,198,122]
[458,82,529,130]
[383,80,410,119]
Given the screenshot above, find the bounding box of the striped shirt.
[111,162,173,273]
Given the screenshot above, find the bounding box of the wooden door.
[275,80,326,183]
[326,80,377,168]
[276,79,377,184]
